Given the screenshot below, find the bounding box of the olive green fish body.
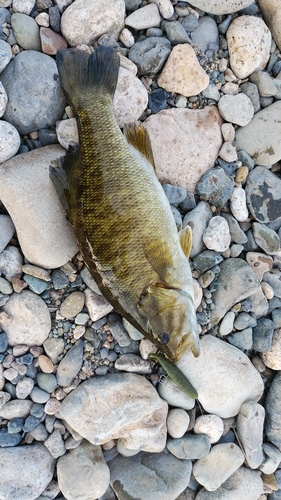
[52,47,200,361]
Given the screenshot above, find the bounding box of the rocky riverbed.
[0,0,281,499]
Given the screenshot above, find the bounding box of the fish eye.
[158,332,170,345]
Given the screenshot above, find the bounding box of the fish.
[50,46,200,363]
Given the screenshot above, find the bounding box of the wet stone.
[252,318,274,352]
[196,167,234,209]
[246,166,281,223]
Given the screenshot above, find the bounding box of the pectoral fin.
[143,240,178,284]
[124,122,155,171]
[179,224,193,259]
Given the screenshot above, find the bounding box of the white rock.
[35,12,50,26]
[145,107,223,193]
[167,408,190,438]
[118,53,137,75]
[150,0,174,19]
[16,377,35,399]
[0,145,78,268]
[194,414,224,444]
[57,441,110,500]
[80,266,102,295]
[0,290,51,347]
[0,399,33,418]
[177,335,264,418]
[227,16,271,79]
[0,82,8,118]
[123,318,144,341]
[219,311,235,336]
[0,121,20,164]
[0,215,15,254]
[119,27,134,48]
[0,40,12,73]
[56,118,78,150]
[203,216,231,252]
[113,67,148,128]
[125,4,160,30]
[0,444,55,500]
[185,0,254,14]
[158,376,195,410]
[202,83,220,101]
[0,246,22,281]
[261,328,281,370]
[259,0,281,51]
[261,281,274,300]
[61,0,125,46]
[218,94,254,127]
[139,338,157,359]
[193,278,203,309]
[236,401,264,469]
[221,123,235,143]
[230,187,249,222]
[260,443,281,474]
[12,0,35,14]
[84,287,113,321]
[0,0,11,6]
[218,142,237,162]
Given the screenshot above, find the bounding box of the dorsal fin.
[124,122,156,171]
[179,225,193,259]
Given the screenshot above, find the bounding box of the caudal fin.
[56,46,120,106]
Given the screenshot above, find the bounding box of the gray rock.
[181,13,198,32]
[30,423,48,441]
[191,16,219,54]
[0,51,66,134]
[167,433,211,460]
[107,312,131,347]
[227,327,253,350]
[0,428,22,447]
[37,373,58,393]
[265,371,281,449]
[163,183,187,205]
[57,441,110,500]
[51,269,69,290]
[0,399,33,419]
[234,312,257,330]
[59,373,168,453]
[252,222,280,254]
[239,82,260,113]
[263,269,281,298]
[0,215,14,254]
[11,13,41,51]
[44,428,66,458]
[23,415,41,432]
[183,201,212,258]
[115,354,152,374]
[202,83,220,101]
[0,246,23,281]
[195,466,263,500]
[30,386,50,404]
[218,93,254,126]
[249,70,278,97]
[237,149,255,170]
[109,450,192,500]
[236,401,264,468]
[252,317,274,352]
[246,166,281,223]
[128,37,171,75]
[221,213,248,244]
[210,258,268,327]
[23,275,50,294]
[0,444,55,500]
[260,442,281,474]
[43,337,65,364]
[7,417,24,433]
[0,332,8,353]
[272,308,281,328]
[80,266,102,294]
[193,250,223,273]
[164,21,191,45]
[196,167,234,209]
[56,339,83,387]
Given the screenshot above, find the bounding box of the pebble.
[196,167,234,209]
[265,371,281,450]
[128,37,171,75]
[44,397,61,415]
[221,123,235,143]
[30,422,48,441]
[227,15,271,79]
[43,338,65,365]
[22,264,51,282]
[0,332,8,352]
[80,266,102,295]
[158,376,195,410]
[246,166,281,223]
[218,142,237,162]
[202,83,220,101]
[44,428,66,458]
[263,269,281,298]
[60,291,85,319]
[219,311,235,336]
[250,70,278,97]
[40,26,67,55]
[23,274,50,294]
[183,202,213,258]
[16,376,34,399]
[11,13,41,51]
[193,414,224,444]
[218,93,254,127]
[164,21,191,45]
[259,0,281,51]
[261,328,281,370]
[0,81,7,117]
[0,148,77,268]
[35,12,50,26]
[167,433,211,460]
[260,442,281,474]
[56,339,84,387]
[235,166,249,184]
[193,249,223,273]
[84,288,113,321]
[125,4,160,30]
[61,0,125,46]
[240,81,261,113]
[203,216,231,252]
[252,222,280,255]
[37,373,58,393]
[230,187,249,222]
[193,443,244,491]
[59,373,168,453]
[158,44,209,97]
[0,399,33,419]
[30,386,50,404]
[114,66,148,128]
[178,334,263,418]
[235,101,281,166]
[109,450,191,500]
[272,308,281,329]
[13,0,35,14]
[0,276,13,294]
[57,441,110,500]
[167,408,190,439]
[236,401,264,468]
[234,312,256,330]
[115,354,151,374]
[152,0,173,19]
[0,40,12,73]
[246,252,273,281]
[148,87,167,114]
[252,317,274,352]
[0,290,51,346]
[56,118,78,150]
[0,120,21,164]
[191,16,218,54]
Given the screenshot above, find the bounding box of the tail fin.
[56,46,120,106]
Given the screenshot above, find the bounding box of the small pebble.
[38,355,54,374]
[44,428,66,458]
[194,414,224,444]
[37,373,58,393]
[60,291,85,319]
[30,386,50,404]
[230,187,249,222]
[167,408,190,439]
[16,376,34,399]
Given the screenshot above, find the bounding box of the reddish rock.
[40,27,67,55]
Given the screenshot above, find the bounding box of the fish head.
[138,282,200,362]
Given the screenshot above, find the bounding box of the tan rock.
[145,106,223,192]
[227,16,271,79]
[246,252,273,281]
[40,27,67,55]
[261,329,281,370]
[113,67,148,128]
[258,0,281,51]
[158,44,209,97]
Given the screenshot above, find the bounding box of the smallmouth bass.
[51,46,200,363]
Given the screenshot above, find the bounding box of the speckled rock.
[128,37,171,76]
[246,166,281,223]
[235,101,281,166]
[196,167,234,209]
[227,16,271,79]
[230,187,249,222]
[186,0,254,15]
[203,216,231,252]
[218,93,254,126]
[236,401,264,469]
[0,146,77,268]
[125,3,160,29]
[252,222,280,255]
[246,252,273,281]
[158,44,209,97]
[259,0,281,51]
[261,328,281,370]
[0,121,20,164]
[145,107,222,192]
[0,40,12,73]
[61,0,125,46]
[56,339,84,387]
[193,414,224,444]
[60,291,85,319]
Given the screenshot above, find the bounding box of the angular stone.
[203,216,231,252]
[236,401,264,469]
[128,37,171,76]
[158,44,209,97]
[246,166,281,223]
[145,107,222,192]
[0,121,20,164]
[40,26,67,55]
[113,67,148,128]
[246,252,273,281]
[0,215,15,253]
[177,335,264,418]
[84,288,113,321]
[60,291,85,319]
[252,222,280,255]
[59,373,168,453]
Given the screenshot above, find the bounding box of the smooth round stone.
[125,4,160,29]
[117,439,140,457]
[37,372,57,393]
[221,123,235,143]
[129,37,171,75]
[261,328,281,369]
[219,311,235,336]
[0,332,8,353]
[119,27,134,48]
[246,166,281,223]
[230,243,244,258]
[44,397,61,415]
[249,70,278,97]
[16,377,34,399]
[234,312,257,330]
[260,443,281,474]
[0,120,20,164]
[11,13,41,51]
[0,247,22,282]
[252,318,274,352]
[194,414,224,444]
[56,339,84,387]
[23,275,50,294]
[163,183,187,205]
[236,401,264,469]
[230,187,249,222]
[252,222,280,255]
[123,318,144,341]
[218,142,237,162]
[60,291,85,319]
[0,277,12,294]
[23,414,41,432]
[203,216,231,252]
[7,417,24,433]
[202,83,220,102]
[13,0,35,14]
[272,308,281,329]
[263,269,281,298]
[191,16,219,53]
[0,399,33,419]
[30,386,50,403]
[218,93,254,126]
[43,338,65,365]
[158,376,195,410]
[164,21,191,45]
[196,167,234,209]
[167,433,211,460]
[152,0,173,18]
[235,166,248,183]
[167,408,190,439]
[246,252,273,281]
[0,429,22,447]
[115,354,152,374]
[30,422,48,441]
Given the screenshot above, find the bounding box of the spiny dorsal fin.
[124,122,156,171]
[179,225,193,259]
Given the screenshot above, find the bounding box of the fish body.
[51,46,200,362]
